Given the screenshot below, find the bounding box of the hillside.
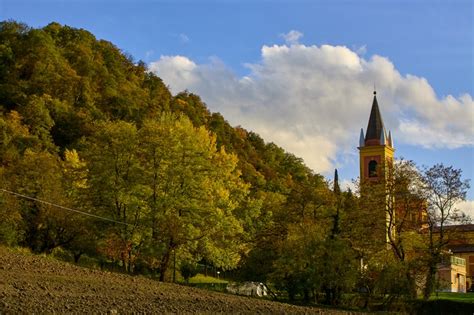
[0,247,355,314]
[0,21,362,306]
[0,20,335,291]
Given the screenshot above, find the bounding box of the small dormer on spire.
[380,128,386,145]
[359,128,365,147]
[388,130,394,148]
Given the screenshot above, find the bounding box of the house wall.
[452,252,474,290]
[437,257,467,293]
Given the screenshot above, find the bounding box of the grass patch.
[188,273,228,284]
[2,245,32,255]
[430,292,474,302]
[184,274,228,293]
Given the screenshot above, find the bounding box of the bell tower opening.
[368,160,378,178]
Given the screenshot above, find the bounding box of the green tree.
[316,237,358,305]
[384,160,427,299]
[139,113,249,281]
[270,222,320,302]
[17,95,56,151]
[314,171,358,305]
[82,120,146,272]
[236,191,286,283]
[180,261,199,283]
[0,174,23,246]
[60,148,97,263]
[0,111,40,165]
[4,149,84,253]
[350,160,426,304]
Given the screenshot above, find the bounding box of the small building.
[434,224,474,290]
[437,256,467,293]
[450,245,474,291]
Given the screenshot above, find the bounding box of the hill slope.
[0,247,354,314]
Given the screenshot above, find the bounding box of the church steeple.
[358,90,395,181]
[358,90,396,246]
[365,91,386,146]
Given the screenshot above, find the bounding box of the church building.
[357,90,469,293]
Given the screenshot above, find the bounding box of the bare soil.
[0,247,359,314]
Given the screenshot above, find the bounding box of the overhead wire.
[0,188,133,226]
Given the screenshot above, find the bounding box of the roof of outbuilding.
[434,224,474,232]
[448,244,474,253]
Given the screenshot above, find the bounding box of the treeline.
[0,21,471,309]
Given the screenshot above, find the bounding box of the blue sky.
[2,1,473,206]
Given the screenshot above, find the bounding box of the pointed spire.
[365,90,386,145]
[380,128,386,145]
[388,130,394,148]
[359,128,365,147]
[334,169,341,195]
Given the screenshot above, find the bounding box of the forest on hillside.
[0,21,470,310]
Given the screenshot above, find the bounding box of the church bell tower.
[358,91,394,182]
[359,91,395,246]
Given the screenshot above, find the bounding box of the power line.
[0,188,133,226]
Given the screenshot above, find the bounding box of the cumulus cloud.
[280,30,303,45]
[340,179,358,194]
[149,42,473,175]
[457,200,474,221]
[151,55,197,88]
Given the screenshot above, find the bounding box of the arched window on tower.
[369,160,378,177]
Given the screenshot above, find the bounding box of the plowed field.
[0,247,358,314]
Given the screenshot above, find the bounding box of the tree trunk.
[73,251,83,264]
[159,248,172,282]
[288,289,295,302]
[127,248,133,273]
[423,263,437,300]
[121,252,128,273]
[303,288,309,303]
[324,287,333,305]
[406,271,417,299]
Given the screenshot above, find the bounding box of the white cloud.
[150,55,197,89]
[340,179,358,194]
[280,30,303,45]
[457,200,474,221]
[149,43,474,175]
